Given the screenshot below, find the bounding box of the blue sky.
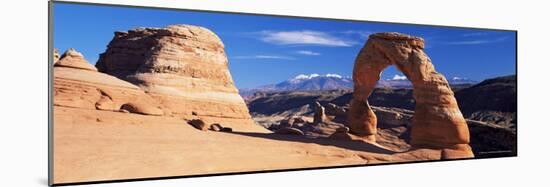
[53,3,516,89]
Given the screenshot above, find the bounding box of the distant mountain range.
[240,73,478,96]
[245,75,517,157]
[261,73,353,91]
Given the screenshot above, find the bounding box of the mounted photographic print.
[49,1,517,185]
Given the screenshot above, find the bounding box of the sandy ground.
[53,106,440,184]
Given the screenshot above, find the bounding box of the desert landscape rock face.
[54,24,513,184]
[95,24,259,131]
[455,75,517,129]
[349,32,473,159]
[53,48,164,114]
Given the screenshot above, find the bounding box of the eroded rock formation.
[95,24,256,130]
[53,49,163,115]
[348,32,473,159]
[55,48,98,71]
[313,101,326,124]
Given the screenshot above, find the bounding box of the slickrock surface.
[95,25,255,130]
[52,48,440,184]
[348,32,474,159]
[53,49,162,114]
[54,106,440,184]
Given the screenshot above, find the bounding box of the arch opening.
[347,32,473,159]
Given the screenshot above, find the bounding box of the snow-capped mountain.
[376,75,478,88]
[448,76,479,85]
[259,73,354,91]
[376,74,412,88]
[240,73,478,96]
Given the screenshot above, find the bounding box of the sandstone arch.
[348,32,474,159]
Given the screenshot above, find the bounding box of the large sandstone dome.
[95,24,258,130]
[96,24,229,81]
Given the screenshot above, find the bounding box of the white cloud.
[259,30,356,47]
[341,30,373,38]
[390,74,408,80]
[296,50,320,56]
[232,55,295,60]
[445,37,508,45]
[447,40,491,45]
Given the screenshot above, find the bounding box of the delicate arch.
[348,32,473,158]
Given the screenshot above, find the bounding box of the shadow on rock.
[225,131,396,155]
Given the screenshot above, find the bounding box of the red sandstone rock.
[348,32,473,159]
[188,119,209,131]
[53,49,164,116]
[95,24,258,131]
[348,99,377,140]
[313,101,326,124]
[95,95,116,111]
[120,102,163,116]
[55,48,98,71]
[210,123,223,131]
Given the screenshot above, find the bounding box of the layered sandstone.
[55,48,98,71]
[95,25,255,129]
[53,49,163,115]
[348,32,473,159]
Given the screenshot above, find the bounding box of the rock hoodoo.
[348,32,473,159]
[313,101,326,124]
[95,24,262,132]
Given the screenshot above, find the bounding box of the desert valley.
[52,24,516,184]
